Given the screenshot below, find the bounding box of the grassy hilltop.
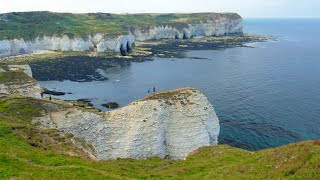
[0,11,241,40]
[0,92,320,179]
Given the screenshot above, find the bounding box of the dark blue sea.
[39,19,320,150]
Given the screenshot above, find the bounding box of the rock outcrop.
[8,64,33,77]
[0,13,242,57]
[33,88,220,160]
[0,64,41,98]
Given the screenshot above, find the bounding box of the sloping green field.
[0,11,240,40]
[0,95,319,179]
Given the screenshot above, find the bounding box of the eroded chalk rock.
[33,88,220,160]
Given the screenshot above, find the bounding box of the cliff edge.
[33,88,220,160]
[0,64,41,98]
[0,12,242,57]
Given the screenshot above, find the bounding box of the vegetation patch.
[0,70,34,85]
[140,88,196,102]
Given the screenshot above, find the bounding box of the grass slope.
[0,95,319,179]
[0,11,241,40]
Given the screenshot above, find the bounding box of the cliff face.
[0,35,135,57]
[0,13,242,57]
[133,18,242,41]
[33,88,220,160]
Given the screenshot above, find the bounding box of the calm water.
[38,19,320,150]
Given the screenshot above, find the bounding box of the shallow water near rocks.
[36,19,320,150]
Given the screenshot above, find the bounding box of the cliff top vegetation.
[0,11,241,40]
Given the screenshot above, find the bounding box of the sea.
[37,19,320,150]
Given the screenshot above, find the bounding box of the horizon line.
[0,11,319,19]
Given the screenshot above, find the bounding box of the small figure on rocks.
[153,86,156,93]
[49,95,52,101]
[40,91,44,99]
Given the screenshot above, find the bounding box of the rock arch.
[183,33,187,39]
[120,44,127,56]
[126,41,132,53]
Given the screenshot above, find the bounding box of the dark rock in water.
[102,102,119,109]
[43,88,66,96]
[75,99,94,107]
[77,98,91,103]
[65,99,94,109]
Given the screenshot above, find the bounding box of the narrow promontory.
[33,88,220,160]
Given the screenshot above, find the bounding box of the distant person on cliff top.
[40,91,44,99]
[153,86,156,93]
[49,95,52,101]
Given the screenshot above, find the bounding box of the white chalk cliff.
[0,15,242,57]
[133,18,243,41]
[33,88,220,160]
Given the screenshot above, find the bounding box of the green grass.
[0,11,241,40]
[0,95,319,179]
[0,70,36,85]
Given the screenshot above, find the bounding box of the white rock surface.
[0,80,42,98]
[0,40,12,57]
[8,64,33,77]
[33,88,220,160]
[97,35,135,53]
[72,37,93,51]
[60,35,72,51]
[91,33,104,46]
[11,39,29,55]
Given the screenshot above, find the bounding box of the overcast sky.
[1,0,319,18]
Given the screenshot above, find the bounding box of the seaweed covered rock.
[102,102,119,109]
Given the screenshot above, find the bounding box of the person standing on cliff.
[40,91,44,99]
[153,86,156,93]
[49,95,52,101]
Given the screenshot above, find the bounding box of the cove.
[33,19,320,150]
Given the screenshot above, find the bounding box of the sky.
[0,0,319,18]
